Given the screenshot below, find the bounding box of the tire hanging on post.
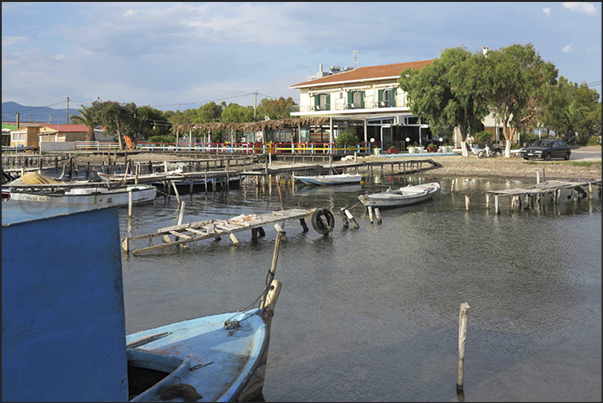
[311,208,335,235]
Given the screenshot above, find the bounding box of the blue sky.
[2,2,601,114]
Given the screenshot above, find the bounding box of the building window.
[11,132,25,141]
[314,93,330,111]
[378,88,397,108]
[347,91,365,109]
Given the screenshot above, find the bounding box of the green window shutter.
[390,88,396,107]
[314,95,320,109]
[361,91,365,108]
[347,91,353,106]
[378,89,383,103]
[326,94,331,110]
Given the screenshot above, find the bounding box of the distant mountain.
[2,102,82,124]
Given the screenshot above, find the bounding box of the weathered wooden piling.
[457,302,470,393]
[344,209,359,229]
[374,207,382,224]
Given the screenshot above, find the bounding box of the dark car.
[519,139,571,161]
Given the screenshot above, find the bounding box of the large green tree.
[91,101,138,150]
[256,97,297,120]
[69,104,98,141]
[484,43,558,156]
[398,46,490,157]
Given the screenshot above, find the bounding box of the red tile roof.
[290,59,433,88]
[41,124,90,132]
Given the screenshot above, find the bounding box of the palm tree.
[70,105,98,141]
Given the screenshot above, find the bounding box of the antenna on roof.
[353,50,358,69]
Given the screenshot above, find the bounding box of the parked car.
[518,139,571,161]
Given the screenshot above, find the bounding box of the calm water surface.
[119,173,602,402]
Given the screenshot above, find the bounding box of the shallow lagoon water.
[119,174,601,402]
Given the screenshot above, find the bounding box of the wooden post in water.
[345,209,359,229]
[368,206,374,223]
[171,180,181,204]
[456,302,470,393]
[495,195,499,214]
[340,208,349,229]
[128,189,133,226]
[465,195,469,210]
[260,231,283,309]
[374,207,382,224]
[177,201,185,225]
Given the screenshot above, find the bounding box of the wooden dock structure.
[484,179,601,214]
[122,208,320,255]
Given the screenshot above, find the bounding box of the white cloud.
[542,7,551,17]
[562,2,598,15]
[55,54,66,61]
[562,44,575,53]
[2,36,27,47]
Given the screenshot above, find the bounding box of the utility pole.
[67,97,70,124]
[254,90,257,119]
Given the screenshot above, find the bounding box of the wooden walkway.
[122,208,317,255]
[483,179,601,213]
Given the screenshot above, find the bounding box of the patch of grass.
[522,160,599,167]
[567,161,598,167]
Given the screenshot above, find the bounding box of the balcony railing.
[291,100,402,113]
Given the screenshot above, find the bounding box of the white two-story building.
[290,60,511,151]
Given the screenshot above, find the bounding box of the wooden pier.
[122,208,321,255]
[484,179,601,213]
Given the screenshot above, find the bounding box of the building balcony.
[290,100,405,115]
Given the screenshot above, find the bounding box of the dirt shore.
[72,149,602,182]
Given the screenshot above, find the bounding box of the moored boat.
[9,183,157,205]
[294,173,362,186]
[2,201,282,402]
[6,172,157,205]
[358,182,441,208]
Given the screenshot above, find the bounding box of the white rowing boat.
[294,173,362,186]
[358,182,441,208]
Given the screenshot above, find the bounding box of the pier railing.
[75,141,374,155]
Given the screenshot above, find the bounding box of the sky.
[2,2,602,116]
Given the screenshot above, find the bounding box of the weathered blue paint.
[2,202,128,401]
[126,309,268,402]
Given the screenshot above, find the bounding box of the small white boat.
[295,173,362,186]
[9,184,156,205]
[358,182,441,208]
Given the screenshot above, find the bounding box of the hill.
[2,102,81,124]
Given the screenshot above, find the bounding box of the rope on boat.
[223,282,273,330]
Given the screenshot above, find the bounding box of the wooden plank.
[169,230,192,240]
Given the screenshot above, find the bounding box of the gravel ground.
[72,147,602,182]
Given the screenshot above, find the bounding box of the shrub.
[335,130,359,147]
[148,135,176,143]
[475,131,492,143]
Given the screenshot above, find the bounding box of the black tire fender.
[311,208,335,235]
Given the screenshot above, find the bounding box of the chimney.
[16,113,20,129]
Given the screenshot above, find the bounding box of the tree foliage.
[484,43,558,156]
[335,130,359,147]
[256,97,297,120]
[542,77,601,143]
[70,104,98,141]
[398,46,491,156]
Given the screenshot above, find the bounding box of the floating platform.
[122,208,335,255]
